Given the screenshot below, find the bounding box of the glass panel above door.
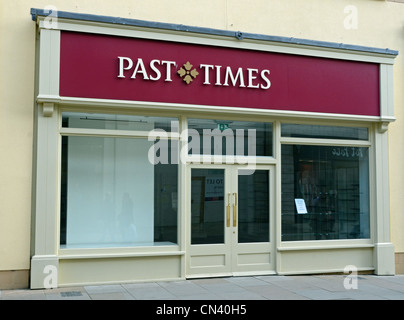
[187,119,273,157]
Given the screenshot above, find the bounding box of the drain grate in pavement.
[60,291,83,297]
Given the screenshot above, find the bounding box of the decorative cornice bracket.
[378,122,390,134]
[42,102,55,117]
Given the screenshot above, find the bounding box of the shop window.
[187,119,273,157]
[281,145,370,241]
[60,113,178,249]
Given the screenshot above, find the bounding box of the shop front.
[30,8,397,288]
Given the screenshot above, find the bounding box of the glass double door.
[187,165,275,277]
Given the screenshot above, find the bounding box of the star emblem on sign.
[177,61,199,84]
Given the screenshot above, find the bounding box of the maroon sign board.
[60,31,380,116]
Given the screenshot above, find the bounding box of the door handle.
[233,192,237,227]
[226,193,231,227]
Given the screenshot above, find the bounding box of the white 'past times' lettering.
[117,56,271,89]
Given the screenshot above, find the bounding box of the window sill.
[277,241,374,252]
[58,244,183,259]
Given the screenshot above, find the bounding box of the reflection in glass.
[191,169,225,245]
[281,124,368,140]
[238,170,270,243]
[62,112,179,132]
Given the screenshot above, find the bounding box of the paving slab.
[158,280,212,297]
[124,285,176,300]
[86,291,135,300]
[225,276,271,287]
[1,289,46,300]
[295,288,350,300]
[84,284,128,295]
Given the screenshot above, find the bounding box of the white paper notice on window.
[295,198,308,214]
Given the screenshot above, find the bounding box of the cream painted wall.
[1,0,404,272]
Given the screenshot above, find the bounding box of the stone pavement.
[1,274,404,300]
